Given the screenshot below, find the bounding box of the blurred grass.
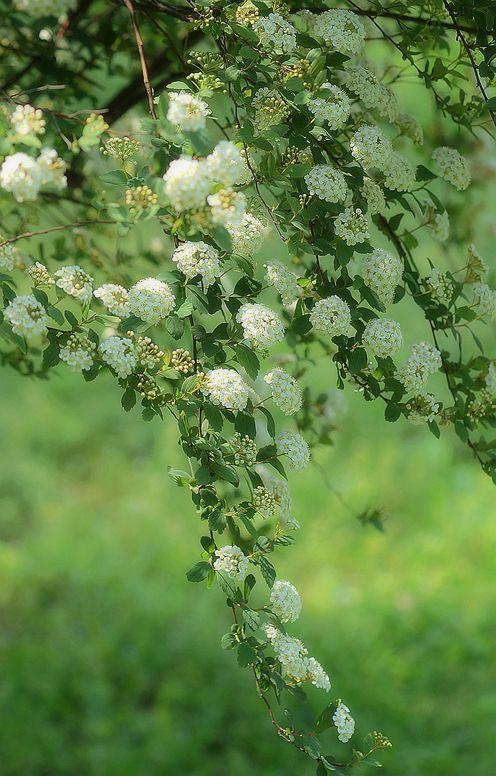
[1,356,496,775]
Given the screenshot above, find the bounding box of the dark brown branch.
[347,3,477,34]
[0,220,116,248]
[121,0,157,119]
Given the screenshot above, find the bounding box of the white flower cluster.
[426,207,449,242]
[264,260,300,305]
[310,296,352,338]
[362,318,403,358]
[27,261,53,286]
[0,243,16,272]
[307,83,351,130]
[269,579,302,623]
[472,282,496,319]
[486,363,496,395]
[334,207,369,246]
[202,368,250,410]
[426,267,453,307]
[208,188,246,228]
[344,65,398,121]
[395,113,424,145]
[397,341,442,394]
[265,475,296,527]
[361,248,403,306]
[350,126,415,192]
[432,146,471,191]
[305,164,348,203]
[213,545,249,582]
[275,431,310,471]
[265,625,330,691]
[236,302,285,351]
[11,104,45,136]
[37,148,67,190]
[205,141,246,187]
[166,91,210,132]
[14,0,76,16]
[229,433,257,467]
[252,486,280,519]
[99,336,137,379]
[314,9,365,54]
[264,368,302,415]
[4,294,49,340]
[163,157,211,211]
[252,87,290,129]
[382,153,416,192]
[59,332,96,371]
[172,241,221,289]
[228,212,265,256]
[360,177,386,215]
[333,701,355,743]
[93,283,131,318]
[128,277,175,324]
[55,265,93,303]
[407,392,440,425]
[0,149,67,203]
[253,12,297,53]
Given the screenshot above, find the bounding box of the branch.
[0,220,116,248]
[121,0,157,119]
[346,3,478,34]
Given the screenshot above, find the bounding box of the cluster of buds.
[192,6,216,32]
[252,485,279,518]
[467,390,496,422]
[372,732,393,750]
[278,60,311,89]
[131,334,164,370]
[171,348,195,374]
[125,185,158,218]
[83,112,109,140]
[190,72,225,92]
[101,136,140,162]
[137,374,160,401]
[26,261,53,286]
[187,51,223,71]
[228,433,258,467]
[235,0,259,25]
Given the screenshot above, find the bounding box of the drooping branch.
[345,2,478,34]
[121,0,158,119]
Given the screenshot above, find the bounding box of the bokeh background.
[2,26,496,776]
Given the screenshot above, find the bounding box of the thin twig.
[121,0,157,119]
[345,2,477,34]
[0,220,116,248]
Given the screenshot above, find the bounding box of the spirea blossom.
[252,486,280,519]
[307,657,331,692]
[471,282,496,319]
[99,336,137,379]
[397,342,441,394]
[4,294,48,340]
[208,188,246,228]
[426,267,453,306]
[333,702,355,743]
[202,368,250,410]
[362,318,403,358]
[485,363,496,395]
[229,433,257,467]
[253,12,297,53]
[213,545,249,581]
[360,178,386,215]
[252,88,290,129]
[59,332,96,371]
[361,249,403,306]
[343,65,381,109]
[382,152,416,192]
[205,140,245,186]
[395,113,424,145]
[166,91,210,132]
[334,207,369,245]
[14,0,76,16]
[128,278,175,324]
[11,104,45,136]
[264,368,302,415]
[93,284,130,318]
[310,296,352,338]
[275,431,310,471]
[307,82,351,129]
[27,261,53,286]
[227,213,265,256]
[265,475,297,527]
[264,261,300,305]
[270,580,302,623]
[350,125,393,170]
[236,302,285,350]
[265,626,330,691]
[426,207,449,242]
[432,146,471,190]
[407,392,440,425]
[314,9,365,54]
[163,157,210,211]
[54,265,93,303]
[37,148,67,190]
[0,153,42,202]
[305,165,348,203]
[172,241,221,288]
[0,243,16,272]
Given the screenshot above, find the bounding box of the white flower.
[472,282,496,319]
[11,104,45,136]
[99,336,137,379]
[265,626,330,691]
[275,431,310,471]
[307,82,351,129]
[307,657,331,692]
[252,88,290,129]
[310,296,352,338]
[395,113,424,145]
[360,178,386,215]
[4,294,48,340]
[0,243,16,272]
[315,9,365,54]
[37,148,67,190]
[252,486,280,518]
[432,146,471,190]
[172,241,221,289]
[412,341,442,371]
[265,475,296,527]
[264,369,302,415]
[397,342,441,393]
[305,165,348,204]
[93,284,130,318]
[229,433,257,467]
[350,125,393,170]
[270,580,302,623]
[426,267,453,306]
[343,65,382,109]
[14,0,76,17]
[26,261,53,286]
[253,12,297,53]
[167,91,210,132]
[362,318,403,358]
[213,545,249,582]
[264,261,300,305]
[128,277,175,324]
[361,249,403,307]
[382,153,416,192]
[0,153,42,202]
[54,265,93,303]
[205,140,246,186]
[163,157,210,211]
[335,207,369,246]
[236,302,285,350]
[333,701,355,743]
[376,85,399,122]
[59,332,96,371]
[202,368,250,410]
[426,207,449,242]
[407,392,440,425]
[485,363,496,395]
[227,213,265,256]
[208,188,246,227]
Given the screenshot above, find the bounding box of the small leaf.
[186,561,211,582]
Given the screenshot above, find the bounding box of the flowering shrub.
[1,0,495,771]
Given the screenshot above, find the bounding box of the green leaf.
[100,169,128,185]
[186,561,211,582]
[176,299,194,319]
[237,642,257,667]
[121,387,136,411]
[234,343,260,379]
[348,348,368,374]
[166,315,185,339]
[385,403,402,422]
